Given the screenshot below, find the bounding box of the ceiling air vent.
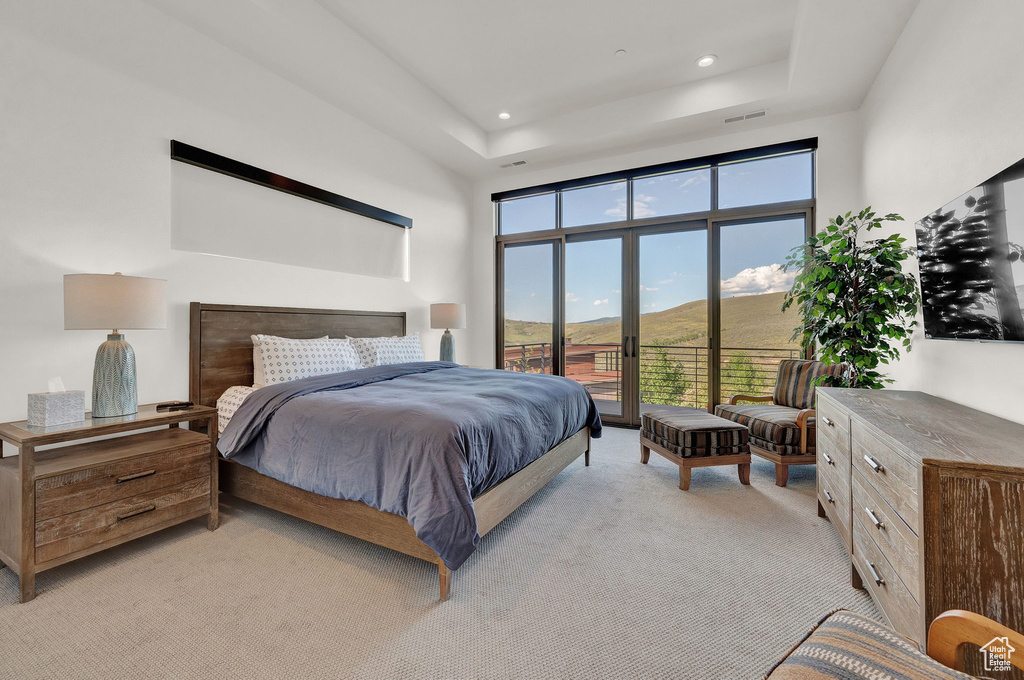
[499,160,528,168]
[724,109,767,124]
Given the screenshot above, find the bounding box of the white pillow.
[349,333,425,367]
[252,335,327,386]
[251,334,361,386]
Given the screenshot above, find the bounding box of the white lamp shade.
[64,273,167,330]
[430,303,466,330]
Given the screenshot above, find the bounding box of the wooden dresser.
[0,405,218,602]
[816,388,1024,676]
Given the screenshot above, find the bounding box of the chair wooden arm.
[728,394,775,405]
[928,609,1024,672]
[796,408,815,455]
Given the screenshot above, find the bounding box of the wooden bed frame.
[189,302,591,601]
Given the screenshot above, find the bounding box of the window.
[492,141,815,237]
[561,181,627,228]
[632,168,711,218]
[718,152,813,209]
[498,193,556,235]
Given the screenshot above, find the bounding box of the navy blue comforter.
[218,362,601,570]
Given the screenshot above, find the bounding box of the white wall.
[0,2,475,423]
[860,0,1024,423]
[468,111,865,367]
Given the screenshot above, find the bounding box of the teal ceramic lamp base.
[439,329,455,363]
[92,333,138,418]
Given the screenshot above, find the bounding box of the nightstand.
[0,404,218,602]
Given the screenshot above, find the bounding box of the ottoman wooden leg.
[738,463,750,485]
[678,466,691,491]
[774,463,789,487]
[640,443,650,464]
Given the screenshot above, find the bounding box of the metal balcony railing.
[502,342,802,409]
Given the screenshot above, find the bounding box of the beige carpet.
[0,426,875,679]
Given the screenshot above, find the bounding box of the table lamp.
[430,303,466,363]
[64,273,167,418]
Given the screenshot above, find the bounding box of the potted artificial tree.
[783,208,921,389]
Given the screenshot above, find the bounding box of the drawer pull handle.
[864,455,885,473]
[822,416,835,427]
[865,507,885,530]
[116,504,156,521]
[866,561,886,587]
[116,469,156,484]
[822,452,835,466]
[824,490,836,504]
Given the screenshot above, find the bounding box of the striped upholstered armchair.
[714,359,845,487]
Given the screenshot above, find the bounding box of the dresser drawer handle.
[116,504,156,521]
[863,455,885,473]
[116,469,156,484]
[866,561,886,587]
[822,452,835,466]
[822,416,835,427]
[865,507,885,530]
[824,490,836,504]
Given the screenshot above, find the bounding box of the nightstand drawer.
[817,436,850,494]
[36,442,210,521]
[35,477,210,564]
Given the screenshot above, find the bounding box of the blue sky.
[502,153,812,324]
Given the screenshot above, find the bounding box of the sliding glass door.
[495,142,815,425]
[500,241,560,375]
[565,234,628,421]
[716,217,808,401]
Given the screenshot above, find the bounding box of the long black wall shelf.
[170,140,412,229]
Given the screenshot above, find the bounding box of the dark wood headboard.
[189,302,406,408]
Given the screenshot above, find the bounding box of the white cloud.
[566,292,580,302]
[593,298,609,306]
[529,292,536,298]
[640,285,659,291]
[720,263,795,298]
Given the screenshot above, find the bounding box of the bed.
[189,302,598,601]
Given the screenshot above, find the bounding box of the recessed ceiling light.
[615,49,627,58]
[498,112,511,120]
[696,54,717,68]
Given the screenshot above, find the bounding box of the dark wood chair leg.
[438,562,451,602]
[640,443,650,464]
[774,463,789,487]
[678,466,691,491]
[738,463,751,485]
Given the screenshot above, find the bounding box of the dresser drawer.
[851,422,919,534]
[854,513,922,643]
[819,472,852,553]
[34,477,210,564]
[817,436,850,494]
[817,396,851,454]
[36,443,210,521]
[852,468,920,598]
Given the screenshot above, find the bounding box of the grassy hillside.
[505,291,801,349]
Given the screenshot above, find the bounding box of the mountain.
[504,291,801,349]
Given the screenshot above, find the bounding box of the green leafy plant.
[783,208,921,389]
[640,347,691,406]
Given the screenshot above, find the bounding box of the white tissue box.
[27,391,85,427]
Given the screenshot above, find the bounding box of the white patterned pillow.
[348,333,425,367]
[217,385,257,435]
[251,335,362,386]
[252,335,327,386]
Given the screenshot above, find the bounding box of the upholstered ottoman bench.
[640,410,751,490]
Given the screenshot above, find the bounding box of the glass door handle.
[631,336,637,358]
